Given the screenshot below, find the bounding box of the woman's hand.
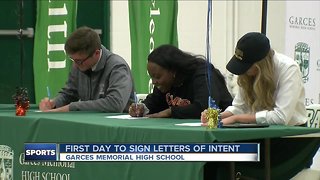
[129,103,145,117]
[221,116,236,125]
[200,109,208,123]
[146,108,171,118]
[221,114,256,125]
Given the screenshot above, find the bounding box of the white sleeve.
[225,89,248,115]
[256,65,303,125]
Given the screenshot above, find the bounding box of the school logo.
[0,145,14,180]
[306,104,320,128]
[294,42,310,83]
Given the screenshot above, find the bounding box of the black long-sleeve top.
[143,63,233,119]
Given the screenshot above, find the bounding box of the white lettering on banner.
[48,3,67,15]
[21,171,71,180]
[47,41,64,52]
[149,19,155,52]
[149,0,160,53]
[47,42,66,71]
[19,153,41,166]
[47,3,68,72]
[21,171,40,180]
[148,0,161,93]
[19,153,75,168]
[42,172,70,180]
[47,21,67,38]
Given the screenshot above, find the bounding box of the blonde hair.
[237,49,276,113]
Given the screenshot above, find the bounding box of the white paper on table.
[104,114,148,119]
[174,122,203,127]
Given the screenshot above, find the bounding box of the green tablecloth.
[0,105,319,180]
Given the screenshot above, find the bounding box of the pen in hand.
[134,92,138,116]
[46,86,51,100]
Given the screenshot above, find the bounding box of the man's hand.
[46,105,70,112]
[39,97,55,112]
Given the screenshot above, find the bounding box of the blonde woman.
[221,32,306,126]
[203,32,318,180]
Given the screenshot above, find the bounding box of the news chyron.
[25,143,57,161]
[25,143,259,162]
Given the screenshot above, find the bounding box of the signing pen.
[134,92,138,107]
[46,86,51,100]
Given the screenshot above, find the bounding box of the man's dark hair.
[65,26,101,56]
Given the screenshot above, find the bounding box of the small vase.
[16,105,27,116]
[15,101,29,116]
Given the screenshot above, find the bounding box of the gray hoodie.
[54,45,135,112]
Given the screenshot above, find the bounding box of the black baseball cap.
[226,32,270,75]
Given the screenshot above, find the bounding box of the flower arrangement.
[201,97,222,129]
[12,87,30,116]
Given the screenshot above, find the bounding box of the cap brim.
[226,55,253,75]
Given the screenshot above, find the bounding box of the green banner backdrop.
[33,0,77,103]
[128,0,178,93]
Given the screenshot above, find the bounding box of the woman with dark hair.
[129,44,232,119]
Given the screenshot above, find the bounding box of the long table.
[0,104,319,180]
